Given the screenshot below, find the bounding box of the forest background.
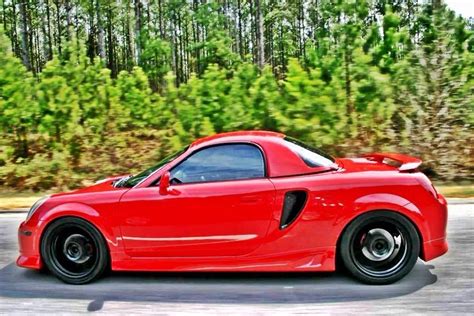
[0,0,472,193]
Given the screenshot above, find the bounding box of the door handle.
[240,195,262,204]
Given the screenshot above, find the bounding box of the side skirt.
[110,247,336,272]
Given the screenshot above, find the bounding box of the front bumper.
[17,220,43,270]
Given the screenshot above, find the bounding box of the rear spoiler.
[364,152,422,172]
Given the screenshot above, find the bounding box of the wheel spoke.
[351,221,409,277]
[49,225,99,279]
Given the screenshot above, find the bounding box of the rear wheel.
[340,211,420,284]
[41,217,109,284]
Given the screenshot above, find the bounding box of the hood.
[51,175,126,198]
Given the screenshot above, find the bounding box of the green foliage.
[0,31,38,159]
[0,151,73,190]
[277,58,345,145]
[116,67,156,128]
[0,1,473,191]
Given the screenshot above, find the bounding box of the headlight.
[26,196,49,221]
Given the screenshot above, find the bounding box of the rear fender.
[340,193,429,247]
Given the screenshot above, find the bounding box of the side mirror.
[159,171,171,195]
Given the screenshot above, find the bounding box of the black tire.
[340,211,420,285]
[41,217,109,284]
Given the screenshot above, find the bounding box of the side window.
[284,137,335,168]
[170,144,265,184]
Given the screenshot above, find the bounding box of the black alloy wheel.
[340,211,420,284]
[41,217,109,284]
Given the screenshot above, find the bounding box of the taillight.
[437,193,447,206]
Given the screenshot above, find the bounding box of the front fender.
[37,202,122,254]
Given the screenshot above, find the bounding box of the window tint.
[284,137,335,167]
[120,146,189,188]
[170,144,265,184]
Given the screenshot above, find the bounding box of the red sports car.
[17,131,448,285]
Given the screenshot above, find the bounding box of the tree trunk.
[125,0,133,70]
[19,0,31,70]
[1,0,6,34]
[134,0,142,65]
[158,0,164,37]
[192,0,200,73]
[86,0,96,60]
[65,0,72,41]
[10,0,19,55]
[255,0,265,69]
[172,17,180,84]
[53,0,62,56]
[106,4,116,77]
[15,129,29,159]
[96,0,106,59]
[344,45,353,115]
[237,0,243,58]
[298,1,305,59]
[39,0,52,60]
[26,1,35,72]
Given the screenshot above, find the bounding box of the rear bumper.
[17,220,43,270]
[421,193,448,261]
[422,237,448,261]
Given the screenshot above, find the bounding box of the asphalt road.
[0,204,472,315]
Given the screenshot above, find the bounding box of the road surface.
[0,204,472,314]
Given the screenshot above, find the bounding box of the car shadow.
[0,261,437,312]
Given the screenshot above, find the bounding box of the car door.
[119,143,275,257]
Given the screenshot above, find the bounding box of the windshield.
[120,146,189,188]
[284,137,335,167]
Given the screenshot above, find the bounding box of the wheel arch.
[40,215,111,255]
[37,203,120,262]
[38,215,112,273]
[335,209,425,268]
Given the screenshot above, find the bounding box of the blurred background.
[0,0,472,200]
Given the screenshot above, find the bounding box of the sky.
[444,0,474,18]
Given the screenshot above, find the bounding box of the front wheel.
[340,211,420,285]
[41,217,109,284]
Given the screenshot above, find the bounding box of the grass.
[0,184,472,211]
[436,184,474,198]
[0,190,49,210]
